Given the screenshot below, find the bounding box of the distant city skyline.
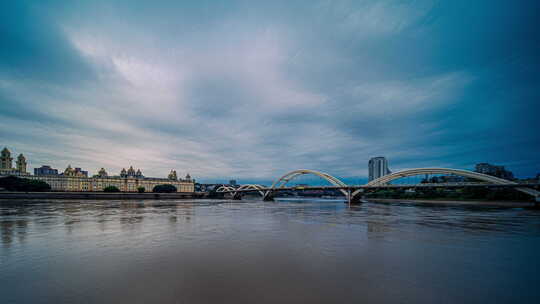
[1,1,539,181]
[1,146,531,188]
[0,142,535,185]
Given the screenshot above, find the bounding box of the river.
[1,199,539,303]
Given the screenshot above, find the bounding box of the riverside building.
[0,147,195,193]
[0,147,29,176]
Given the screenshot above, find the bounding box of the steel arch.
[363,168,539,197]
[236,184,266,197]
[267,169,349,197]
[215,185,237,193]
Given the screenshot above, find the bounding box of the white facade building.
[0,147,195,193]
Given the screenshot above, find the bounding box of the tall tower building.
[368,156,391,182]
[1,147,13,169]
[16,154,27,173]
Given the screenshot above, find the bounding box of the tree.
[137,187,145,193]
[461,187,489,199]
[152,184,177,193]
[103,185,120,192]
[0,176,51,192]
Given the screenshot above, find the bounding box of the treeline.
[364,187,535,202]
[0,176,51,192]
[102,184,177,193]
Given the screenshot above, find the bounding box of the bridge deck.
[219,183,540,193]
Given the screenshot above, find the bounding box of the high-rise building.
[475,163,514,180]
[368,156,391,182]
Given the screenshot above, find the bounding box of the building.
[168,170,177,180]
[0,147,29,176]
[229,180,237,186]
[368,156,391,182]
[34,165,59,176]
[120,166,142,178]
[97,168,108,177]
[73,167,88,177]
[1,147,195,193]
[63,165,88,177]
[30,166,194,192]
[475,163,514,180]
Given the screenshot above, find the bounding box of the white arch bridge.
[215,168,540,204]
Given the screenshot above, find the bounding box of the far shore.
[364,198,537,208]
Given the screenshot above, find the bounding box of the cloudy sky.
[1,0,539,183]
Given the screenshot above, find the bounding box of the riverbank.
[0,191,205,200]
[364,198,536,208]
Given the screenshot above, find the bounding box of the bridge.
[215,168,540,205]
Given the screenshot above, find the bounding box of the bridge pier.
[263,191,274,201]
[346,189,363,205]
[348,195,363,205]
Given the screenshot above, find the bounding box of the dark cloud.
[0,1,95,83]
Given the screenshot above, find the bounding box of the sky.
[1,0,539,184]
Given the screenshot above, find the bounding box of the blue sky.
[1,0,539,183]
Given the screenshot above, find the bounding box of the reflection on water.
[1,199,540,303]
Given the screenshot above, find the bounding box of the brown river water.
[1,199,539,303]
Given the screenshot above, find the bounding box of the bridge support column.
[263,191,274,202]
[346,189,363,205]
